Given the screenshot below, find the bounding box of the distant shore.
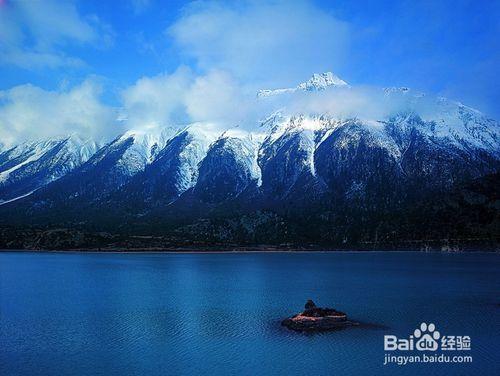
[1,246,499,253]
[1,226,498,253]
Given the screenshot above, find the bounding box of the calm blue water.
[0,252,498,375]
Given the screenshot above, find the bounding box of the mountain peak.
[257,72,349,98]
[297,72,349,91]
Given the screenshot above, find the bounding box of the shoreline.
[1,248,499,254]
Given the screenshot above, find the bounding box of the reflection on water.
[0,252,499,375]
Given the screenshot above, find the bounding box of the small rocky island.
[282,300,358,332]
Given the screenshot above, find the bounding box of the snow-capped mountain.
[382,86,499,155]
[0,135,99,204]
[24,127,177,207]
[113,124,217,208]
[258,114,322,198]
[85,127,174,176]
[297,72,350,91]
[257,72,349,97]
[193,135,261,203]
[0,72,498,248]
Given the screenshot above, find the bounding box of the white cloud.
[0,0,113,69]
[121,66,268,133]
[185,70,250,125]
[0,0,356,145]
[0,66,252,147]
[0,0,395,145]
[0,78,116,147]
[168,0,350,87]
[121,66,193,129]
[113,0,353,135]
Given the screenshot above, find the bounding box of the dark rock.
[305,299,316,310]
[282,300,358,332]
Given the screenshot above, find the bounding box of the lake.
[0,251,498,375]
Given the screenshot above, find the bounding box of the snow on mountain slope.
[214,128,262,182]
[259,73,499,164]
[194,133,261,203]
[0,135,99,202]
[166,124,219,193]
[253,74,499,203]
[0,72,498,221]
[297,72,349,91]
[118,123,218,206]
[382,87,500,155]
[86,127,176,178]
[258,113,355,198]
[28,126,180,205]
[257,72,349,97]
[258,110,497,195]
[0,141,50,183]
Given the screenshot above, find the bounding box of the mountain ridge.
[0,72,498,249]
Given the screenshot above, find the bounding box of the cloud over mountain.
[0,78,115,148]
[0,0,498,146]
[167,0,350,87]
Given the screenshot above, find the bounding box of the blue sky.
[0,0,498,144]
